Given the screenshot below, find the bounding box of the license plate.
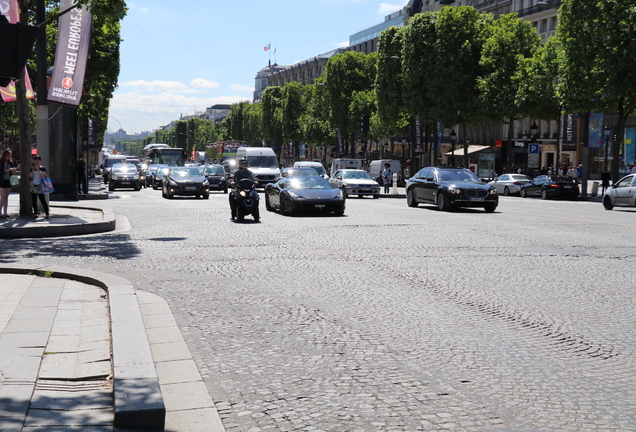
[121,182,130,185]
[360,189,371,193]
[185,186,197,191]
[563,185,572,189]
[210,184,218,187]
[469,197,485,202]
[315,205,325,209]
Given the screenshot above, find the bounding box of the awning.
[444,145,490,157]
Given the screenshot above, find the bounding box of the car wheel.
[541,189,548,200]
[484,203,497,213]
[223,188,228,194]
[373,194,379,199]
[108,183,114,191]
[265,194,273,211]
[603,196,614,210]
[334,209,344,216]
[520,188,527,198]
[166,188,173,199]
[134,186,140,191]
[253,206,260,222]
[280,198,289,215]
[407,189,418,207]
[503,186,510,196]
[237,207,245,222]
[437,192,449,211]
[203,193,209,199]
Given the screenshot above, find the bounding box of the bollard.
[591,182,599,197]
[392,173,398,195]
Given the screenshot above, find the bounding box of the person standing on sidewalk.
[381,163,392,194]
[77,156,87,194]
[1,149,18,218]
[29,156,50,219]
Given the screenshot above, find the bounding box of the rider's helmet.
[238,158,248,168]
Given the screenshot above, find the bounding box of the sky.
[106,0,408,135]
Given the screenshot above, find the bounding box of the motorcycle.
[229,178,260,222]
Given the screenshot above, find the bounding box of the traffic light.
[0,20,39,87]
[360,115,370,135]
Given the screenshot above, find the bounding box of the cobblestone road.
[1,188,635,431]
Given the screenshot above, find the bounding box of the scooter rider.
[231,158,254,185]
[230,159,255,220]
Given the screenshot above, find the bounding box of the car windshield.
[156,167,169,175]
[510,174,531,181]
[286,168,318,177]
[112,164,137,173]
[171,167,202,177]
[247,155,278,169]
[437,169,480,182]
[286,177,333,190]
[204,166,225,175]
[342,171,371,180]
[104,159,124,168]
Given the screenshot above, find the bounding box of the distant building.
[348,9,408,54]
[254,62,288,103]
[203,104,232,122]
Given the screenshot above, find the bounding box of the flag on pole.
[263,43,270,52]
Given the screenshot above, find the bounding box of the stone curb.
[0,206,116,239]
[0,266,166,430]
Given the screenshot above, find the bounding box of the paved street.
[1,188,635,431]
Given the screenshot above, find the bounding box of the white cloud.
[337,41,349,48]
[109,92,249,133]
[229,84,253,92]
[191,78,220,90]
[139,8,149,14]
[378,2,405,14]
[122,80,198,94]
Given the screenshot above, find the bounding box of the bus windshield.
[148,148,186,166]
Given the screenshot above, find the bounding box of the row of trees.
[141,1,634,180]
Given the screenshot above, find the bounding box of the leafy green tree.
[261,86,283,150]
[558,0,636,181]
[478,12,540,170]
[300,82,334,162]
[376,26,405,130]
[323,51,375,156]
[281,82,304,161]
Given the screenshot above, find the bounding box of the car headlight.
[203,180,209,186]
[448,187,461,195]
[490,188,497,195]
[335,190,344,200]
[111,175,118,180]
[287,191,299,199]
[220,177,226,181]
[133,174,139,180]
[169,179,178,186]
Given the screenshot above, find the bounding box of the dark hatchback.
[202,164,228,193]
[108,163,141,191]
[520,175,579,200]
[162,166,210,199]
[265,176,345,216]
[406,167,498,212]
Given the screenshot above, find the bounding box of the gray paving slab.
[160,381,215,412]
[23,407,113,427]
[155,359,204,385]
[0,417,25,432]
[149,340,192,363]
[0,383,34,417]
[164,407,226,432]
[29,389,113,410]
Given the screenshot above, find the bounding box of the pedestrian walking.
[1,149,18,218]
[577,163,583,184]
[381,163,392,194]
[30,156,50,219]
[77,156,87,194]
[567,166,577,181]
[631,164,636,174]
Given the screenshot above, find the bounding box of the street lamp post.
[450,129,457,167]
[603,124,611,171]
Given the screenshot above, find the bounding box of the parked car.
[162,166,209,199]
[293,161,328,178]
[406,167,498,212]
[152,165,170,189]
[145,164,165,188]
[520,175,579,200]
[202,164,228,193]
[280,167,321,178]
[265,175,345,216]
[108,163,141,191]
[488,173,532,196]
[328,169,380,198]
[602,174,636,210]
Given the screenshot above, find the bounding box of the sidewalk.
[0,180,225,431]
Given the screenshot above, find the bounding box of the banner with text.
[47,0,92,106]
[0,0,36,102]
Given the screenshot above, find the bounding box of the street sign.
[529,143,540,154]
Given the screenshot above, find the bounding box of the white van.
[330,159,362,177]
[293,161,328,178]
[235,147,279,187]
[368,159,401,185]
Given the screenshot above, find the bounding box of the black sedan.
[202,164,228,193]
[162,166,210,199]
[520,175,579,200]
[265,176,345,216]
[108,163,141,191]
[406,167,498,212]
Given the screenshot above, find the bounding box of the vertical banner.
[82,117,97,151]
[0,0,36,102]
[562,114,577,151]
[47,0,92,106]
[412,116,423,153]
[588,113,603,149]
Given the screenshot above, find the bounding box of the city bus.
[145,145,186,166]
